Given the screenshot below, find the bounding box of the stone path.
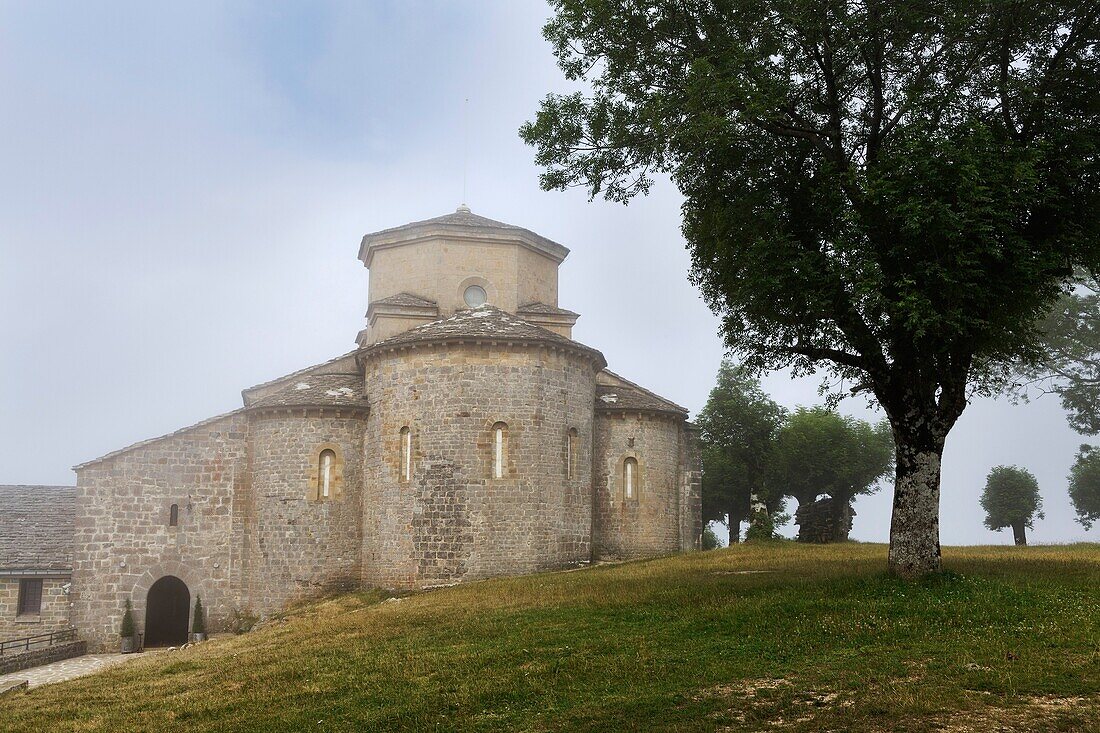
[0,652,148,689]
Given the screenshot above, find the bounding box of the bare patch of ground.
[696,677,852,731]
[928,694,1100,733]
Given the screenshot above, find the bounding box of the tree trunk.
[1011,521,1027,546]
[830,495,852,543]
[888,441,944,578]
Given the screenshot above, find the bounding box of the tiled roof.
[248,373,368,411]
[364,305,605,366]
[359,206,569,265]
[0,486,76,572]
[368,208,531,238]
[369,292,438,309]
[595,383,689,417]
[517,302,580,317]
[242,350,359,396]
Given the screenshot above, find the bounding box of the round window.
[463,285,488,308]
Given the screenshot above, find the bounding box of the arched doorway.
[145,575,190,647]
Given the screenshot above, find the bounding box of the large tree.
[769,407,894,541]
[696,360,786,541]
[522,0,1100,576]
[1068,444,1100,530]
[980,465,1044,546]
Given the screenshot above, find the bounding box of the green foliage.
[1068,444,1100,530]
[701,525,723,550]
[696,360,786,529]
[192,595,206,635]
[523,0,1100,570]
[980,466,1044,536]
[120,598,135,638]
[769,407,894,507]
[1029,276,1100,435]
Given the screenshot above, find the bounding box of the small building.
[0,486,76,640]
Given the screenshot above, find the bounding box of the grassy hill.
[3,543,1099,732]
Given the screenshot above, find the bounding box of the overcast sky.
[0,1,1094,546]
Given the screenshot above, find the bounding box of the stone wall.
[362,342,598,589]
[592,412,688,559]
[367,238,560,321]
[0,577,71,641]
[71,412,249,651]
[680,423,703,552]
[246,412,365,614]
[0,640,86,675]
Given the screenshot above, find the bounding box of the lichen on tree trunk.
[888,447,943,578]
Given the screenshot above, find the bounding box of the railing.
[0,628,77,656]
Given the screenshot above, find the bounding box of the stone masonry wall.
[0,640,86,675]
[0,577,71,641]
[247,412,365,615]
[71,413,249,651]
[680,423,703,552]
[362,343,597,589]
[592,412,686,560]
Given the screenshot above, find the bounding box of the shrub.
[192,596,206,635]
[120,599,135,638]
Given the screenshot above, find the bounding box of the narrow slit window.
[400,427,412,482]
[18,578,43,615]
[624,457,638,500]
[567,428,578,479]
[169,503,179,527]
[493,422,507,479]
[320,449,336,499]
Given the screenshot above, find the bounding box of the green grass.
[3,543,1099,732]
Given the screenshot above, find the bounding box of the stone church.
[59,207,701,650]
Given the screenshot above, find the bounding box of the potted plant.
[119,599,136,654]
[191,595,206,642]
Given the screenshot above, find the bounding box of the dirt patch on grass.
[928,695,1100,733]
[696,678,851,731]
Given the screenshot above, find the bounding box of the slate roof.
[517,302,580,317]
[364,305,605,366]
[0,485,76,572]
[242,350,359,396]
[595,382,689,417]
[247,373,368,411]
[369,292,438,309]
[359,206,569,265]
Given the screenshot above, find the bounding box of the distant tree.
[1026,275,1100,435]
[1068,445,1100,530]
[523,1,1100,577]
[696,360,787,540]
[980,466,1044,546]
[769,408,894,541]
[701,525,723,550]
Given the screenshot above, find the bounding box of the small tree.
[696,360,787,540]
[192,595,206,636]
[768,408,894,541]
[1019,274,1099,436]
[1068,445,1100,530]
[980,466,1044,546]
[701,525,723,550]
[120,598,135,639]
